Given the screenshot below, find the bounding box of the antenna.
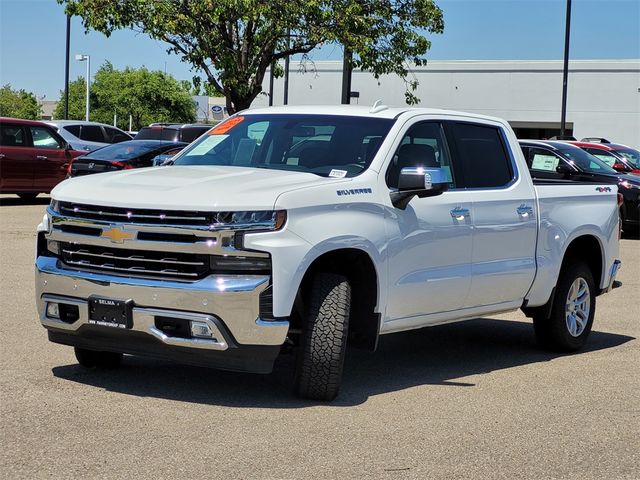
[370,100,388,114]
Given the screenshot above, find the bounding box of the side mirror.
[391,167,449,210]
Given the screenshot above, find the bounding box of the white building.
[254,59,640,148]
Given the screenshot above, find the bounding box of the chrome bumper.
[35,256,289,347]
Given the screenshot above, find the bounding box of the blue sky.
[1,0,638,100]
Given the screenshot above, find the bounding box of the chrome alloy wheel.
[565,277,591,337]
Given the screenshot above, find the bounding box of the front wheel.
[74,347,123,368]
[294,273,351,401]
[533,261,596,351]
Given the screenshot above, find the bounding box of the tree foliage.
[0,84,41,119]
[54,62,196,130]
[60,0,444,113]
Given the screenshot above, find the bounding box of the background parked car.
[44,120,132,152]
[68,140,188,177]
[520,140,640,234]
[151,146,187,166]
[134,123,214,143]
[567,140,640,175]
[0,117,85,199]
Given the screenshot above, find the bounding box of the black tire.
[533,261,596,351]
[17,193,38,201]
[74,347,123,368]
[294,273,351,401]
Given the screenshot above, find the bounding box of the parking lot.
[0,194,638,479]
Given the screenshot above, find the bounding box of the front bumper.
[35,256,289,373]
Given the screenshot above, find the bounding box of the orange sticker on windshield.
[209,116,245,135]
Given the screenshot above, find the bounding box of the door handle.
[0,153,5,159]
[36,155,48,160]
[450,207,470,220]
[517,204,534,217]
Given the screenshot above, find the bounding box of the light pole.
[75,54,90,121]
[560,0,572,138]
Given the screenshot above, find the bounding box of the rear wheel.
[17,193,38,201]
[294,273,351,401]
[74,347,123,368]
[533,261,595,351]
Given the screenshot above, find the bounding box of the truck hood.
[52,165,349,210]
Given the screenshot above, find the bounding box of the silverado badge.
[101,226,135,243]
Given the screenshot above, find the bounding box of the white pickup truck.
[35,105,621,400]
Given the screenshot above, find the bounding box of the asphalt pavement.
[1,194,638,479]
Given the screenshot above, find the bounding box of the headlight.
[212,210,286,231]
[619,180,640,190]
[49,199,60,213]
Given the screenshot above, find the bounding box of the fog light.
[46,302,60,319]
[46,240,60,255]
[190,321,215,339]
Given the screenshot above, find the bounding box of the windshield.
[557,147,617,174]
[171,114,395,177]
[83,142,161,160]
[615,148,640,167]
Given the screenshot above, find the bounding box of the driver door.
[384,120,473,323]
[28,125,71,191]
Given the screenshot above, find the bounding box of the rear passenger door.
[446,122,537,308]
[0,123,34,191]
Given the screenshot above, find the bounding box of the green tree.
[60,0,444,113]
[53,77,87,120]
[54,63,196,130]
[0,84,41,119]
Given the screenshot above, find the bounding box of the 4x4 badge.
[101,226,135,243]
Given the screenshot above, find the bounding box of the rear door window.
[63,125,81,137]
[104,127,130,143]
[0,125,27,146]
[79,125,105,142]
[447,122,514,188]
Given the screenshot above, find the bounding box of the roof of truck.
[242,104,508,124]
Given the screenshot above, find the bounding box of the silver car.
[44,121,132,152]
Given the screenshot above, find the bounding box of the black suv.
[134,123,215,143]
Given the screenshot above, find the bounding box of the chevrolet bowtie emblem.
[101,226,135,243]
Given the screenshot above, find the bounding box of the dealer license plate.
[88,296,133,329]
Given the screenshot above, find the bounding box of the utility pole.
[560,0,572,138]
[283,29,290,105]
[64,14,71,119]
[269,62,274,106]
[341,48,353,104]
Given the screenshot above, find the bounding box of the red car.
[567,140,640,175]
[0,117,85,199]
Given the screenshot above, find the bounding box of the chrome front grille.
[58,202,219,226]
[60,243,209,280]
